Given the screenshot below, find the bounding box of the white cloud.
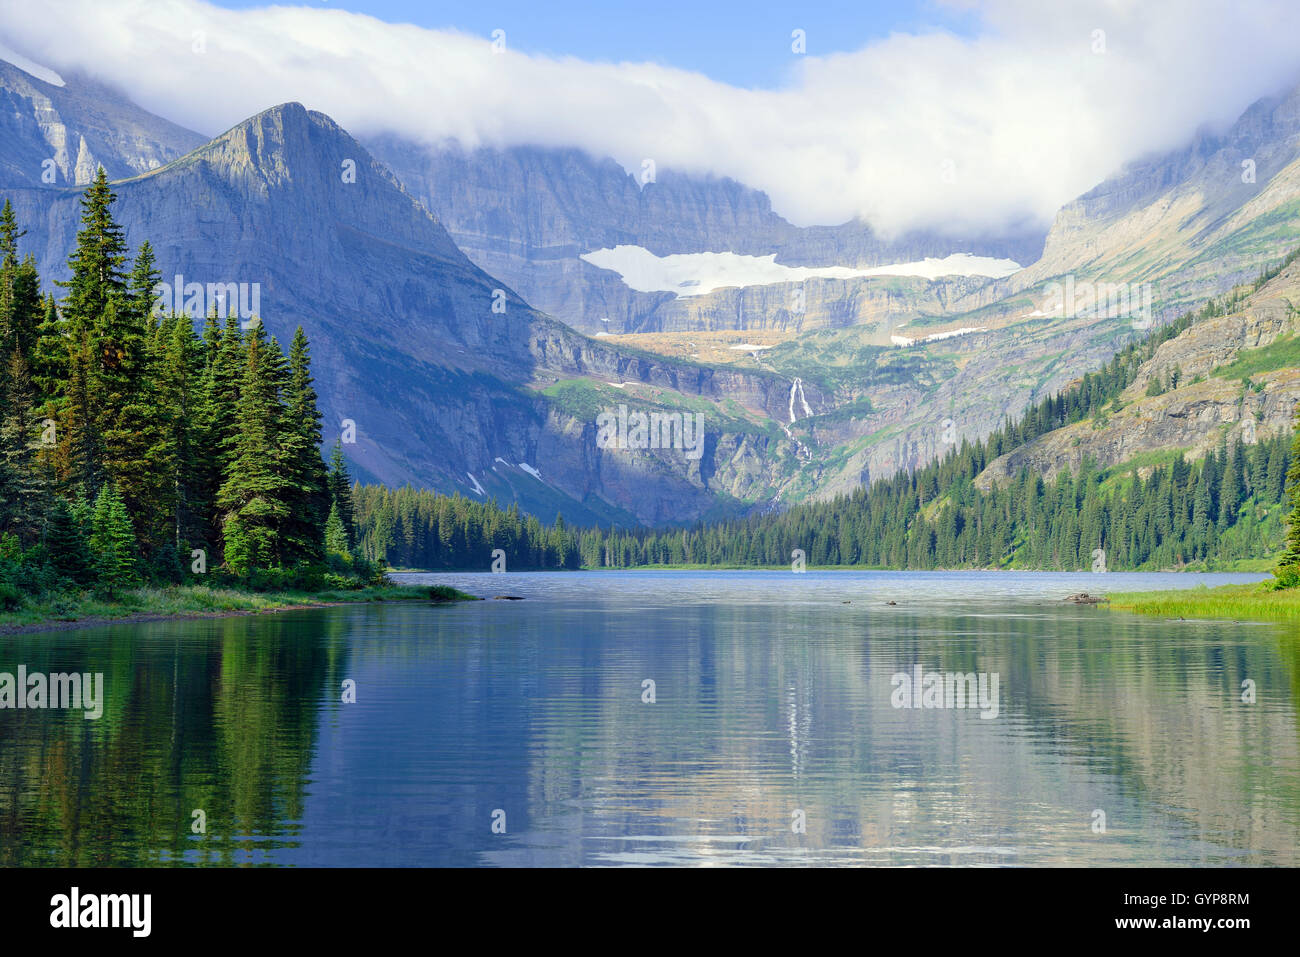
[2,0,1299,236]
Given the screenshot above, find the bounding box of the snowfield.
[579,245,1021,297]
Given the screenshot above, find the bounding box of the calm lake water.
[2,570,1297,867]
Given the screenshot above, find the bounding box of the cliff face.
[0,59,205,187]
[977,267,1300,488]
[363,136,1046,336]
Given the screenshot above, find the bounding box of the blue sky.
[206,0,978,88]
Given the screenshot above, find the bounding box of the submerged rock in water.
[493,595,525,600]
[1065,593,1107,604]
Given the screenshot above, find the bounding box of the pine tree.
[94,296,168,552]
[89,482,137,592]
[0,349,48,543]
[56,167,129,339]
[154,313,204,555]
[59,331,101,495]
[44,496,91,585]
[216,321,289,574]
[1219,441,1241,529]
[327,441,357,552]
[0,199,42,364]
[324,501,350,560]
[192,314,244,555]
[30,296,66,413]
[278,326,328,566]
[127,240,161,329]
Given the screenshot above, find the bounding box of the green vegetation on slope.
[1212,333,1300,382]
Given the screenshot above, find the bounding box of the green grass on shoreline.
[0,583,481,634]
[1107,582,1300,623]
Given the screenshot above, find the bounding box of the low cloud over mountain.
[5,0,1300,237]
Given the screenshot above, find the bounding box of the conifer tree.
[94,296,168,552]
[193,314,244,553]
[45,496,91,585]
[89,482,137,592]
[57,167,129,339]
[0,349,47,543]
[217,321,289,574]
[324,501,350,560]
[279,326,328,565]
[0,199,42,363]
[327,441,357,552]
[154,314,204,554]
[59,331,101,494]
[127,240,161,329]
[30,296,66,413]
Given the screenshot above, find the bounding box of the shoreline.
[1106,581,1300,623]
[0,584,482,637]
[392,565,1274,575]
[0,601,336,637]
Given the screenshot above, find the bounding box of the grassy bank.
[1108,582,1300,622]
[0,582,481,634]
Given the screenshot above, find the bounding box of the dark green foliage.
[89,482,136,593]
[279,327,328,565]
[44,497,91,584]
[216,322,292,574]
[0,181,338,602]
[56,167,129,339]
[352,485,581,570]
[1278,400,1300,585]
[327,442,357,552]
[325,501,349,559]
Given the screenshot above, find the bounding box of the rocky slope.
[977,265,1300,487]
[966,80,1300,323]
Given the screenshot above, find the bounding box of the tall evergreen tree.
[56,167,129,339]
[327,441,357,552]
[0,199,42,363]
[127,240,161,328]
[216,322,289,574]
[278,326,328,565]
[0,349,47,543]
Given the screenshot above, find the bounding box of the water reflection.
[1,571,1296,866]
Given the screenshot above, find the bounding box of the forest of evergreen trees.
[350,258,1300,578]
[0,171,373,609]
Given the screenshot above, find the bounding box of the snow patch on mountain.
[579,246,1021,297]
[0,45,65,86]
[891,326,986,347]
